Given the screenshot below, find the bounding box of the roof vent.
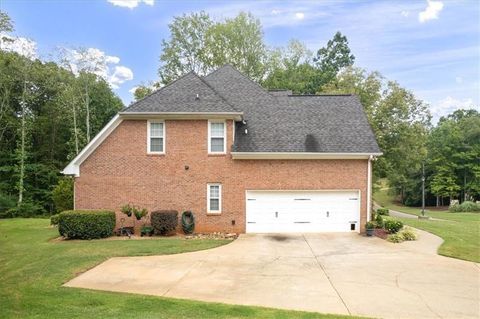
[195,93,200,100]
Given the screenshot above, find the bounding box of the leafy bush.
[0,193,16,218]
[6,201,46,218]
[449,201,480,213]
[50,214,60,225]
[151,210,178,235]
[52,178,74,213]
[376,208,389,216]
[387,233,404,243]
[365,221,375,229]
[399,227,417,241]
[58,210,115,239]
[384,219,404,234]
[375,214,384,228]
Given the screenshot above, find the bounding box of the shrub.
[50,214,60,225]
[58,210,115,239]
[6,201,46,218]
[387,233,404,243]
[375,214,384,228]
[384,219,403,234]
[376,208,389,216]
[151,210,178,235]
[52,178,74,213]
[449,201,480,213]
[399,227,417,241]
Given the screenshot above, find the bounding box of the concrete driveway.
[65,230,480,319]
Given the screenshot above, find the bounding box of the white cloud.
[0,34,37,59]
[107,0,154,9]
[295,12,305,20]
[109,66,134,89]
[61,47,133,89]
[128,86,138,94]
[419,0,444,23]
[455,76,463,84]
[401,10,410,17]
[432,96,474,120]
[271,9,281,15]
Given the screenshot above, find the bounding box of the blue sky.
[2,0,479,122]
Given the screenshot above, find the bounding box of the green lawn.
[373,186,480,263]
[0,219,357,319]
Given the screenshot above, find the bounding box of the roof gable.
[124,72,238,113]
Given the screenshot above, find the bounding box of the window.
[147,120,165,154]
[208,121,226,154]
[207,184,222,213]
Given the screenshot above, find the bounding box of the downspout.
[367,155,373,222]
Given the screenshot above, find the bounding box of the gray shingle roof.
[124,65,381,154]
[123,72,238,113]
[204,65,381,153]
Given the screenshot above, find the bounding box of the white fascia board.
[61,114,122,177]
[119,112,243,121]
[231,152,383,160]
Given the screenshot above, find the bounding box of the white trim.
[367,155,372,222]
[120,112,243,121]
[62,114,122,176]
[207,183,222,214]
[208,120,227,154]
[147,120,165,154]
[232,152,383,160]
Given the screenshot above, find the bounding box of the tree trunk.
[18,80,27,205]
[464,169,467,202]
[436,195,439,207]
[72,97,79,155]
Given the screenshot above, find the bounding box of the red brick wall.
[75,119,369,233]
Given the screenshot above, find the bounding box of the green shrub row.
[58,210,115,239]
[449,201,480,213]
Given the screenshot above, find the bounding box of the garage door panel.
[246,191,360,233]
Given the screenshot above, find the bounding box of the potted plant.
[121,203,134,217]
[365,221,375,237]
[134,208,148,221]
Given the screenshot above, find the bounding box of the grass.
[0,218,357,319]
[373,184,480,263]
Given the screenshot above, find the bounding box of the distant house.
[63,65,381,233]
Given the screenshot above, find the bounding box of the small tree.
[52,177,73,213]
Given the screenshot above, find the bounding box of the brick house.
[63,65,381,234]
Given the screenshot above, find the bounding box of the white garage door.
[246,190,360,233]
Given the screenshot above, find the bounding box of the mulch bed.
[374,228,389,239]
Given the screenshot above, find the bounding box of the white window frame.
[208,120,226,154]
[207,183,222,214]
[147,120,165,154]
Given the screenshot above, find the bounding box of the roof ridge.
[194,72,240,113]
[205,64,276,98]
[123,71,197,111]
[288,94,353,97]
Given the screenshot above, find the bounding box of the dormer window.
[147,120,165,154]
[208,120,226,154]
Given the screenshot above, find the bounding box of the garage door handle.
[326,211,330,217]
[275,211,278,218]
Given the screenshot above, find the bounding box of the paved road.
[65,231,479,319]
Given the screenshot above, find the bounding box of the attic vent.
[195,93,199,100]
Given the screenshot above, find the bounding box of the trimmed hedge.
[50,214,60,226]
[151,210,178,235]
[376,208,389,216]
[58,210,115,239]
